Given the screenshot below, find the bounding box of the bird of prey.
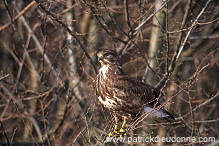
[94,49,176,137]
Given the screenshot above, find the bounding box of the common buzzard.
[94,49,176,137]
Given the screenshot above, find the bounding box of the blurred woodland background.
[0,0,219,145]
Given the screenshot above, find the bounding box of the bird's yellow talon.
[108,132,114,137]
[108,117,128,138]
[108,129,119,137]
[119,128,126,133]
[119,128,127,138]
[119,130,127,139]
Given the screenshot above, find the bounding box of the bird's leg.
[119,117,126,133]
[108,116,119,137]
[119,117,127,138]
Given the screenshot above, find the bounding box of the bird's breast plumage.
[95,65,123,110]
[95,64,151,114]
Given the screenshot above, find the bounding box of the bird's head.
[97,49,119,66]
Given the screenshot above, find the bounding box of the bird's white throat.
[99,65,109,79]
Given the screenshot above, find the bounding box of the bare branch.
[34,0,97,74]
[0,1,36,31]
[175,0,212,63]
[176,91,219,120]
[0,121,10,145]
[133,0,170,36]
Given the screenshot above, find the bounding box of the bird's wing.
[112,75,156,105]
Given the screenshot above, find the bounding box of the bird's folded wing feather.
[112,76,156,104]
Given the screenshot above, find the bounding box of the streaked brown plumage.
[94,49,176,137]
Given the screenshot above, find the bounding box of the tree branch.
[34,0,97,74]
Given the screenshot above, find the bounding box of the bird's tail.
[144,107,180,126]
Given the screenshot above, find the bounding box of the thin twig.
[14,4,62,84]
[10,127,17,146]
[0,81,43,143]
[124,0,132,29]
[165,2,170,76]
[175,0,212,63]
[40,101,50,146]
[0,121,10,145]
[0,1,36,31]
[34,0,97,74]
[194,118,219,123]
[82,0,127,44]
[168,0,192,73]
[133,0,170,36]
[156,0,212,89]
[176,91,219,120]
[0,74,9,80]
[189,34,219,39]
[167,18,219,34]
[0,81,24,109]
[102,2,130,39]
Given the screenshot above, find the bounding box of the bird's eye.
[98,54,103,58]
